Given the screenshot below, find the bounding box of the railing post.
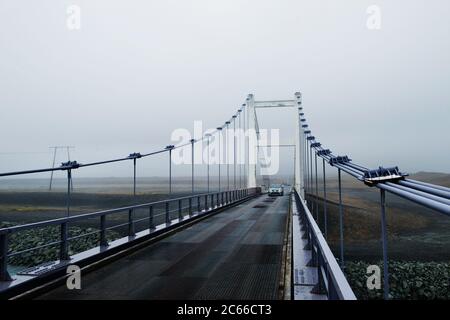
[204,194,208,211]
[189,197,192,217]
[165,202,170,225]
[316,254,326,294]
[322,159,328,239]
[60,222,69,261]
[128,209,135,237]
[197,196,201,213]
[100,214,108,247]
[178,199,183,220]
[338,168,345,269]
[380,189,390,300]
[211,194,214,208]
[309,234,318,268]
[149,206,155,230]
[0,233,12,281]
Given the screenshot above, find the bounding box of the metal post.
[233,116,237,190]
[191,139,195,194]
[315,152,319,223]
[243,103,248,188]
[66,169,72,217]
[338,169,345,269]
[189,197,192,217]
[206,135,210,193]
[322,159,328,239]
[305,138,309,199]
[60,222,69,261]
[226,121,230,192]
[217,128,222,192]
[128,209,135,237]
[238,109,242,188]
[49,147,57,191]
[380,189,390,300]
[197,196,200,213]
[0,234,12,281]
[165,202,170,225]
[309,142,313,214]
[204,194,208,211]
[168,149,172,198]
[133,158,137,197]
[304,136,308,196]
[66,147,74,191]
[100,215,108,247]
[149,206,155,230]
[178,199,183,220]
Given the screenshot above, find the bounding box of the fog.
[0,0,449,179]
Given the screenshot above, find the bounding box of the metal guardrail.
[0,188,256,282]
[299,106,450,300]
[293,189,356,300]
[0,98,254,285]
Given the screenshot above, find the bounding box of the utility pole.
[49,146,75,191]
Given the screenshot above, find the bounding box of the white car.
[268,184,284,196]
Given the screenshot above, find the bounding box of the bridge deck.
[37,194,289,300]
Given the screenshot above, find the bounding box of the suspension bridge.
[0,92,449,300]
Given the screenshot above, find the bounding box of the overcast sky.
[0,0,449,179]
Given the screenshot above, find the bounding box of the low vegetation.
[1,222,119,268]
[346,260,450,300]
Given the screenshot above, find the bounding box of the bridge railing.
[293,189,356,300]
[0,188,258,282]
[0,99,256,285]
[298,98,450,300]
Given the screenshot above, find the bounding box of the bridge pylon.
[245,92,304,196]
